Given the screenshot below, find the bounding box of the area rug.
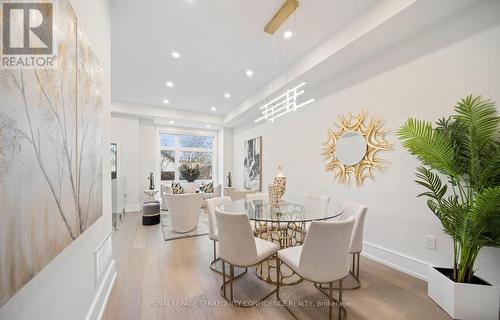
[160,211,209,241]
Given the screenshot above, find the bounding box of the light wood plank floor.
[102,212,451,320]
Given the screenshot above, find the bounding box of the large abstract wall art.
[0,0,103,306]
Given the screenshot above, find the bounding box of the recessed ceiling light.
[166,81,174,87]
[224,93,231,99]
[245,69,254,77]
[283,30,293,39]
[206,124,211,128]
[169,120,174,124]
[211,107,217,111]
[163,99,169,104]
[171,51,180,59]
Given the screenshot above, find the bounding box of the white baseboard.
[85,259,117,320]
[362,241,430,281]
[125,203,141,212]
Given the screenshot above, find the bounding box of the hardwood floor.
[102,212,451,320]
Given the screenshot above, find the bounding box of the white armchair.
[164,193,204,233]
[161,185,173,210]
[277,218,355,319]
[181,182,199,194]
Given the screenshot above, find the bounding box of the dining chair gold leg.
[222,260,226,297]
[329,281,333,320]
[230,264,234,302]
[213,240,217,261]
[356,253,360,280]
[210,240,248,279]
[210,240,220,273]
[338,279,343,320]
[319,253,361,290]
[276,257,281,299]
[219,259,277,308]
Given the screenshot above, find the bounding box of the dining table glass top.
[219,199,343,223]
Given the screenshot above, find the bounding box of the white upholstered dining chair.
[304,194,330,215]
[339,201,368,289]
[164,193,204,233]
[246,192,267,201]
[215,209,279,306]
[205,196,232,273]
[277,218,355,320]
[302,194,331,240]
[229,189,255,201]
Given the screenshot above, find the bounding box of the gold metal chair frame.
[253,216,307,285]
[277,258,348,320]
[319,252,361,290]
[219,256,278,308]
[209,239,248,278]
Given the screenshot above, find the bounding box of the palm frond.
[397,118,458,177]
[454,95,499,146]
[415,166,447,201]
[469,187,500,248]
[454,95,500,189]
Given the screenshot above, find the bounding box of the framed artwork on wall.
[0,0,104,306]
[243,136,262,191]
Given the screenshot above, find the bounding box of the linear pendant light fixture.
[264,0,299,34]
[255,81,315,123]
[258,0,315,123]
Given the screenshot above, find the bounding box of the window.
[159,131,216,182]
[160,150,175,180]
[110,143,117,180]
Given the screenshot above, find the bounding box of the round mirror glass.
[335,131,367,166]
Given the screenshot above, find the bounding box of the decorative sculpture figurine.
[148,172,155,190]
[268,165,287,208]
[227,172,232,187]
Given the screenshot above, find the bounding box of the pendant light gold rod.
[264,0,299,34]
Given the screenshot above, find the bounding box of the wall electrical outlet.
[425,236,437,250]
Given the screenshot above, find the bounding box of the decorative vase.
[268,184,281,208]
[273,165,286,202]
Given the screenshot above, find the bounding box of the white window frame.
[156,128,218,184]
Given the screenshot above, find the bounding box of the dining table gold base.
[254,219,306,285]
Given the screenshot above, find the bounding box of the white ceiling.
[111,0,377,115]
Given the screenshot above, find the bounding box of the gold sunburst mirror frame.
[322,111,392,185]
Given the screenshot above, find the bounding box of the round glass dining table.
[220,199,343,285]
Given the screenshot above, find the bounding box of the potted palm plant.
[398,95,500,320]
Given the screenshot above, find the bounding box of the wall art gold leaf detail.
[322,111,392,185]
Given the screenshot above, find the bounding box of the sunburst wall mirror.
[322,111,392,185]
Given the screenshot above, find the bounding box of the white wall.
[232,24,500,285]
[140,121,157,203]
[0,0,113,319]
[218,127,234,187]
[110,115,141,211]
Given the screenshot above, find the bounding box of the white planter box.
[428,265,499,320]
